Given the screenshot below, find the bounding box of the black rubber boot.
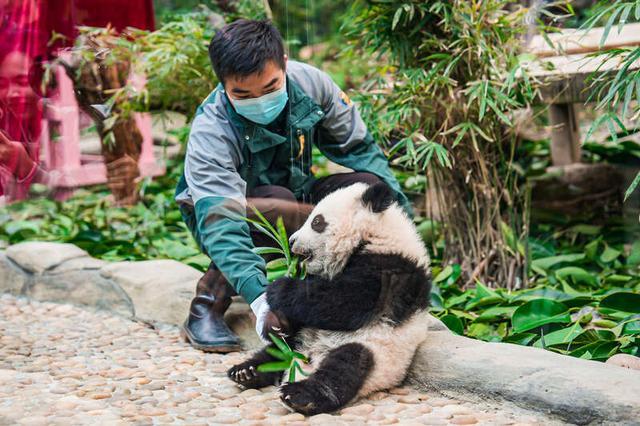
[181,263,241,353]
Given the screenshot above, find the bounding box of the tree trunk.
[61,32,142,206]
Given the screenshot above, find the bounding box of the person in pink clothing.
[0,0,45,200]
[0,0,155,201]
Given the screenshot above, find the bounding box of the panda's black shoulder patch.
[362,182,395,213]
[345,252,431,325]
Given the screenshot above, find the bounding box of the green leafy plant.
[244,206,306,282]
[581,1,640,200]
[344,0,537,288]
[243,209,309,381]
[257,333,310,383]
[431,217,640,360]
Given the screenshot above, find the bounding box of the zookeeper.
[175,18,412,353]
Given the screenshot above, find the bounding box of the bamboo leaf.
[257,361,290,373]
[624,171,640,201]
[265,347,288,361]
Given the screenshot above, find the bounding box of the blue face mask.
[230,83,288,125]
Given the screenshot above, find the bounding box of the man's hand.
[249,293,290,343]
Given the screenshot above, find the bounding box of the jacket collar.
[221,77,323,153]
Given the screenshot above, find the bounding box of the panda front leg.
[227,346,282,389]
[279,343,374,415]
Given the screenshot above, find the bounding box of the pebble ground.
[0,295,548,425]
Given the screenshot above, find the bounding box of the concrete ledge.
[409,331,640,425]
[1,242,639,424]
[0,242,258,348]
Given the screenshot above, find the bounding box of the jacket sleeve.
[311,68,413,217]
[184,107,268,304]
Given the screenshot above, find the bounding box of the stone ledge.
[6,242,89,274]
[409,331,640,425]
[100,260,201,325]
[1,242,639,425]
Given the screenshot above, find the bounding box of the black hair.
[209,19,285,83]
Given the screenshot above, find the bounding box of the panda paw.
[280,381,335,415]
[227,362,279,389]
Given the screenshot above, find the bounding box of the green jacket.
[175,60,411,304]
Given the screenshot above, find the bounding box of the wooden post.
[549,103,581,166]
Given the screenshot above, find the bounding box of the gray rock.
[49,256,107,275]
[409,330,640,425]
[100,260,201,325]
[28,270,133,317]
[425,314,448,332]
[0,252,29,294]
[6,242,88,274]
[606,353,640,371]
[226,297,261,350]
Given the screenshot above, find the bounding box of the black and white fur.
[228,182,431,415]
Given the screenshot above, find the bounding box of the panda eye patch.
[311,214,327,233]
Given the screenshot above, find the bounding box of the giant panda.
[228,182,432,415]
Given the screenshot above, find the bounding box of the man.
[175,19,412,352]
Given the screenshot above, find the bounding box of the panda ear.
[362,182,395,213]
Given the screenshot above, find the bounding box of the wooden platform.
[527,23,640,166]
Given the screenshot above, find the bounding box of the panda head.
[289,182,430,280]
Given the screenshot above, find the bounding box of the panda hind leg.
[280,343,373,415]
[227,346,281,389]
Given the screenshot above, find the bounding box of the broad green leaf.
[430,291,445,312]
[434,264,461,285]
[512,299,571,333]
[622,319,640,336]
[567,224,601,236]
[183,254,211,271]
[534,323,583,348]
[511,287,572,303]
[599,292,640,316]
[4,220,40,236]
[555,267,597,287]
[444,292,473,309]
[466,323,502,342]
[153,239,199,260]
[574,341,620,361]
[593,319,618,329]
[627,240,640,266]
[572,329,617,345]
[465,281,504,309]
[440,314,464,335]
[604,274,633,284]
[416,220,440,243]
[584,239,600,260]
[474,306,517,322]
[531,254,585,273]
[503,332,538,346]
[600,246,622,264]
